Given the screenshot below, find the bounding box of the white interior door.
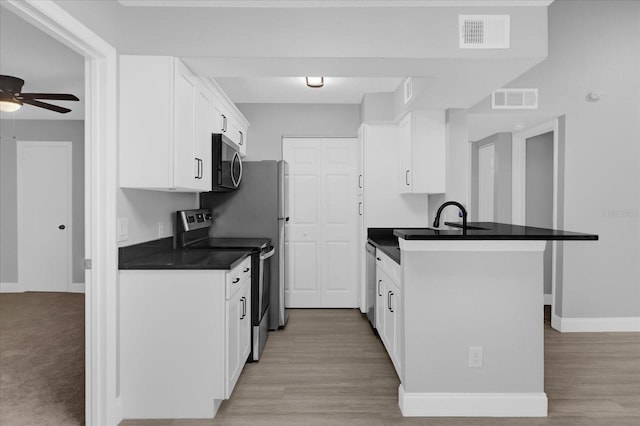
[283,137,359,308]
[17,141,72,292]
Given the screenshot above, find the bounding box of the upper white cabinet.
[119,56,249,191]
[120,56,211,191]
[398,110,446,194]
[210,82,249,157]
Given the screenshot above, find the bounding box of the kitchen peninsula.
[368,222,598,417]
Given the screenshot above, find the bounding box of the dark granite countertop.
[394,222,599,241]
[367,228,401,264]
[118,237,251,270]
[367,222,598,264]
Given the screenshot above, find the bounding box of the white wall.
[116,190,198,247]
[469,0,640,319]
[237,103,361,161]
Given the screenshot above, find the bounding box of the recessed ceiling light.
[306,77,324,88]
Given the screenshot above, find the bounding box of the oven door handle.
[260,245,276,260]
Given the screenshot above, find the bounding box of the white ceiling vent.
[403,78,413,104]
[491,88,538,110]
[459,15,510,49]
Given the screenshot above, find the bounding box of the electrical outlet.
[158,221,165,237]
[468,346,483,368]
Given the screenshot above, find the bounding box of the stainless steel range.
[176,208,273,362]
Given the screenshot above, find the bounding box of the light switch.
[117,217,128,242]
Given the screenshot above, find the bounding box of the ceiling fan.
[0,75,79,114]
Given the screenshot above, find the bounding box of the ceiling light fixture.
[306,77,324,88]
[0,94,22,112]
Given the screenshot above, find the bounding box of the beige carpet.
[0,292,85,425]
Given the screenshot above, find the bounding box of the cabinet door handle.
[233,277,240,284]
[389,291,394,313]
[243,296,247,319]
[196,158,202,179]
[194,158,199,179]
[376,257,381,261]
[199,158,203,179]
[405,170,410,186]
[243,267,250,273]
[387,291,391,311]
[377,279,382,297]
[358,202,363,216]
[358,174,363,189]
[239,130,244,145]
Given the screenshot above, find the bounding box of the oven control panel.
[177,209,213,232]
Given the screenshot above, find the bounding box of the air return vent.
[459,15,510,49]
[491,88,538,109]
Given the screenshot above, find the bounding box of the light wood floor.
[120,309,640,426]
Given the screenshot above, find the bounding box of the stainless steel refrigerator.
[200,160,288,329]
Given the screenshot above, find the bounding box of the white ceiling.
[0,0,551,128]
[213,77,403,104]
[0,8,84,120]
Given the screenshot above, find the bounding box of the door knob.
[58,225,66,230]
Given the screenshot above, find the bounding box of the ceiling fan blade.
[20,93,79,101]
[22,98,72,114]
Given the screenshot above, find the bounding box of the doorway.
[283,137,359,308]
[525,131,554,301]
[513,119,563,329]
[1,1,119,423]
[477,143,496,221]
[17,141,72,292]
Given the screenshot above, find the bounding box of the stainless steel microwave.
[211,133,242,192]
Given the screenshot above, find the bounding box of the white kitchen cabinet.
[193,83,213,191]
[228,117,248,157]
[119,56,213,192]
[210,82,250,157]
[119,256,252,419]
[361,122,428,227]
[398,110,446,194]
[375,264,386,333]
[375,249,402,378]
[357,125,365,311]
[225,270,251,398]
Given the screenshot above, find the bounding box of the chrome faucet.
[433,201,467,231]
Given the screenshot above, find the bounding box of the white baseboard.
[69,282,85,293]
[1,282,86,294]
[115,396,124,424]
[398,385,548,417]
[553,313,640,332]
[544,293,552,305]
[1,282,23,293]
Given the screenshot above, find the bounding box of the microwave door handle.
[231,152,242,188]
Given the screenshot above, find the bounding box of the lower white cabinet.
[225,275,251,398]
[375,250,402,378]
[119,257,251,420]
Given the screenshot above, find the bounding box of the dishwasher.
[365,242,377,330]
